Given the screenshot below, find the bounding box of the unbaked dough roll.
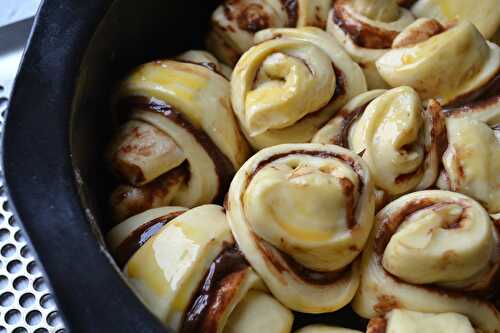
[313,87,446,201]
[411,0,500,39]
[327,0,415,89]
[353,190,500,333]
[122,205,294,333]
[367,309,476,333]
[232,27,366,150]
[296,325,362,333]
[227,143,375,313]
[107,59,250,221]
[376,19,500,106]
[437,95,500,214]
[207,0,334,65]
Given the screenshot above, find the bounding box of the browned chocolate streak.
[366,316,387,333]
[114,211,185,268]
[339,177,358,229]
[332,1,399,49]
[110,164,189,222]
[257,237,353,285]
[181,246,250,333]
[445,72,500,107]
[443,94,500,118]
[281,0,298,26]
[397,0,417,8]
[426,100,448,165]
[334,101,371,147]
[394,168,424,184]
[332,64,347,100]
[374,199,444,255]
[392,19,443,48]
[249,149,364,184]
[237,4,271,33]
[117,97,236,204]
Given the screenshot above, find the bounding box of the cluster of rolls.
[103,0,500,332]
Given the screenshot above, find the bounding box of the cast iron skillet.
[3,0,365,331]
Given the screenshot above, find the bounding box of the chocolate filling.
[181,246,250,333]
[333,101,371,147]
[110,164,189,222]
[374,199,441,255]
[391,19,443,48]
[116,97,236,204]
[114,210,185,267]
[443,94,500,118]
[256,238,353,285]
[397,0,416,8]
[332,64,347,100]
[394,168,423,185]
[426,100,448,165]
[237,3,271,33]
[366,316,387,333]
[249,149,364,186]
[281,0,298,27]
[332,1,399,49]
[445,72,500,107]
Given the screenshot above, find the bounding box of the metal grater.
[0,4,66,331]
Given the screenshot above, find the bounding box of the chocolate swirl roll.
[313,87,446,202]
[119,205,294,332]
[367,309,477,333]
[411,0,500,39]
[107,59,250,221]
[296,326,362,333]
[437,95,500,214]
[226,143,375,313]
[231,27,366,150]
[376,19,500,106]
[327,0,415,89]
[207,0,334,66]
[353,190,500,333]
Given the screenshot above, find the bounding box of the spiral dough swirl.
[327,0,415,89]
[227,143,375,313]
[353,190,500,333]
[438,95,500,214]
[313,87,446,202]
[231,27,366,150]
[376,19,500,106]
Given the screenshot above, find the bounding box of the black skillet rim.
[2,0,168,331]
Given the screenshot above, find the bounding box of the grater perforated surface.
[0,19,66,332]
